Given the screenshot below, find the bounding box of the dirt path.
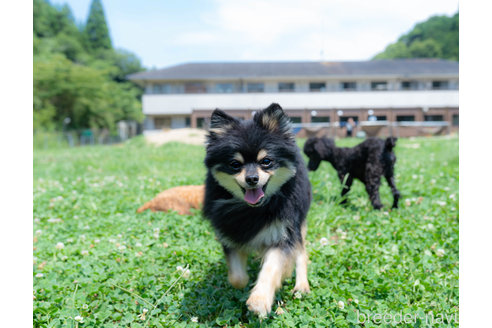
[144,128,207,146]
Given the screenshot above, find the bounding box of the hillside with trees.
[373,12,458,61]
[33,0,145,132]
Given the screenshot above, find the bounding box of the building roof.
[128,59,459,81]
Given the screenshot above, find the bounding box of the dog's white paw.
[246,292,273,317]
[228,272,249,289]
[293,281,311,294]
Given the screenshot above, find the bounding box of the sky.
[51,0,459,69]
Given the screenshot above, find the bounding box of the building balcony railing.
[145,86,458,95]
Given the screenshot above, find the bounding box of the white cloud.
[172,0,458,62]
[208,0,329,44]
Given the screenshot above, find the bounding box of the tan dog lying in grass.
[137,185,205,215]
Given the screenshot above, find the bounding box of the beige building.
[128,59,459,137]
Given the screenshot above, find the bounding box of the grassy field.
[33,135,459,327]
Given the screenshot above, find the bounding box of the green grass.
[33,135,459,327]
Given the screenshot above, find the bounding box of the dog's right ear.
[208,109,238,136]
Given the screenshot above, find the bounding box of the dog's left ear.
[254,103,292,136]
[313,138,330,157]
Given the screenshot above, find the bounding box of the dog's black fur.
[304,136,400,209]
[203,104,311,248]
[202,103,312,316]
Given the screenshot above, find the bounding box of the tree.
[372,42,408,59]
[34,54,142,131]
[84,0,112,52]
[408,39,442,58]
[33,0,146,132]
[373,12,458,60]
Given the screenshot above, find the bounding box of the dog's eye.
[260,158,273,168]
[229,160,242,170]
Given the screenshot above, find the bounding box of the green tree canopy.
[84,0,112,52]
[34,54,142,131]
[33,0,145,132]
[373,12,458,60]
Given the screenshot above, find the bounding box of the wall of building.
[141,90,459,116]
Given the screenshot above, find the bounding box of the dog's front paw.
[293,281,310,294]
[373,203,383,210]
[246,292,273,317]
[228,272,249,289]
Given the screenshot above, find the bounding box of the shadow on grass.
[176,258,306,326]
[178,260,266,326]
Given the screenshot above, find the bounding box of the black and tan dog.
[202,103,312,316]
[304,136,400,209]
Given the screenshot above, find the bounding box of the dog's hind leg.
[246,247,294,317]
[224,247,249,289]
[365,176,383,210]
[385,175,400,208]
[293,222,310,293]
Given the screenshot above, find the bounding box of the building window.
[309,82,326,92]
[371,81,388,91]
[401,80,418,90]
[154,117,171,129]
[396,115,415,122]
[424,115,444,121]
[341,82,356,91]
[152,84,161,94]
[289,117,302,123]
[215,83,234,93]
[375,115,387,121]
[432,81,449,90]
[185,82,207,93]
[278,82,295,92]
[452,114,459,126]
[152,84,172,94]
[340,116,359,124]
[311,116,330,123]
[247,83,264,93]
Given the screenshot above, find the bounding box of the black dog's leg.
[385,175,400,208]
[339,173,353,205]
[365,176,383,210]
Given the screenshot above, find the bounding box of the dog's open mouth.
[240,184,268,206]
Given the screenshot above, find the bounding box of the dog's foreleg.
[293,223,310,293]
[385,175,400,208]
[225,248,249,289]
[365,179,383,210]
[246,248,294,317]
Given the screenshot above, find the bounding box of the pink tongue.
[244,188,265,204]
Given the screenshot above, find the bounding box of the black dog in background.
[303,137,400,209]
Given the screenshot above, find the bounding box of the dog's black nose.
[245,175,259,186]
